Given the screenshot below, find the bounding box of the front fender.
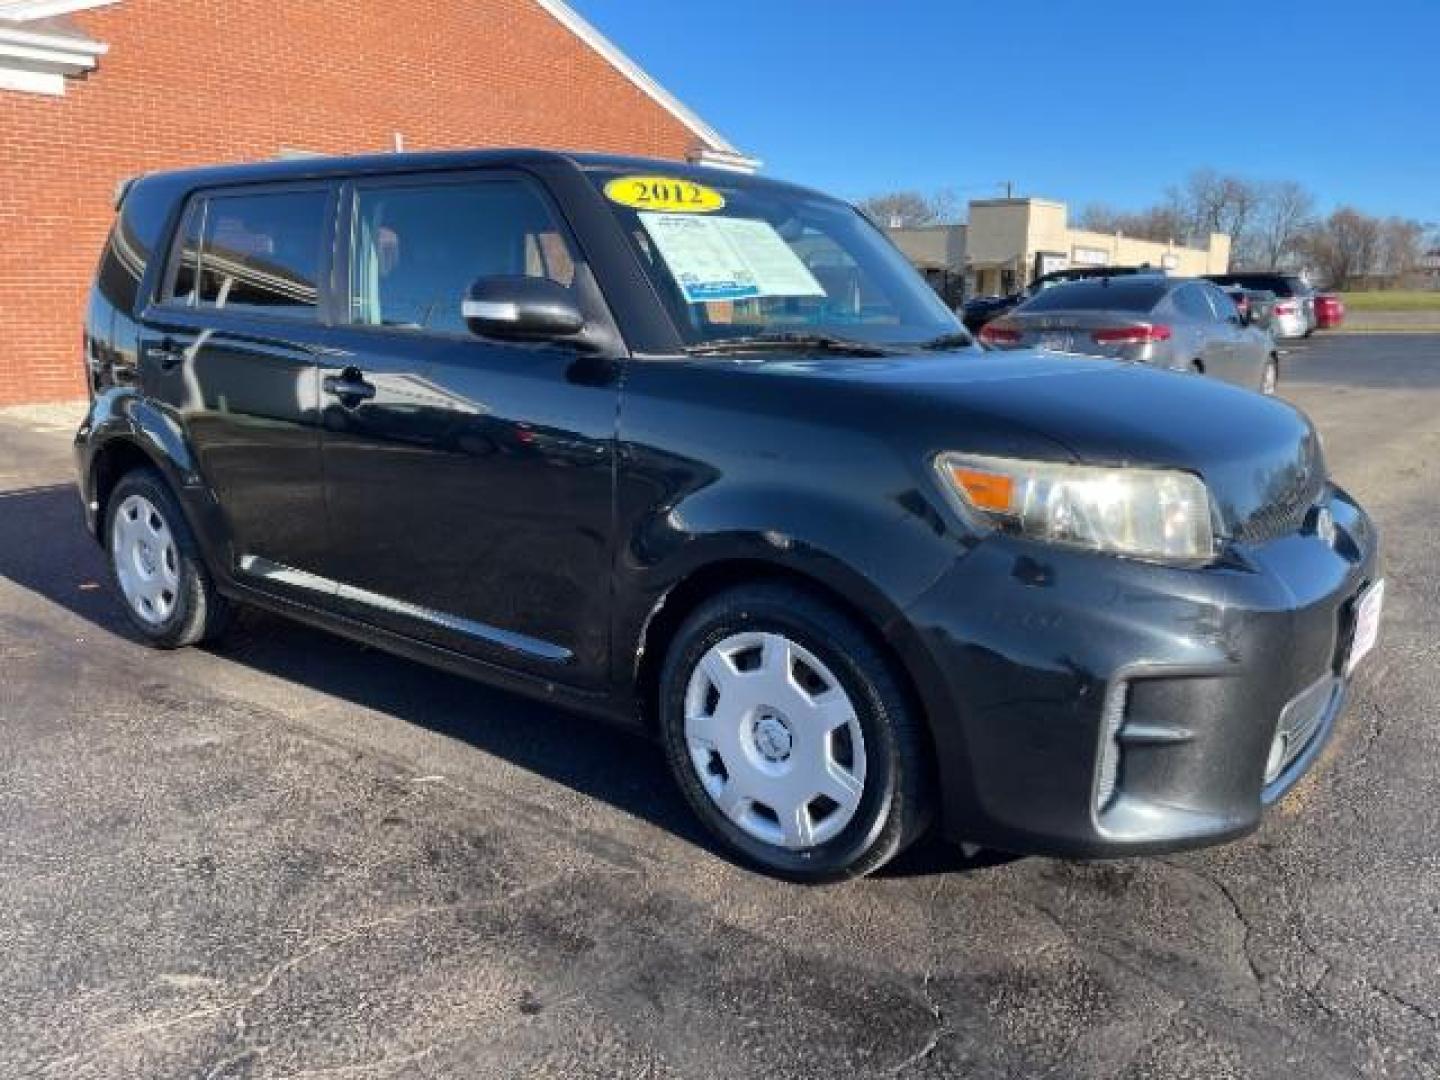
[612,475,968,713]
[635,479,959,614]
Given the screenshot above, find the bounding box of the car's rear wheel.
[658,583,931,881]
[106,469,229,648]
[1262,357,1279,396]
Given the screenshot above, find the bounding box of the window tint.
[349,177,576,335]
[1208,273,1294,297]
[1019,280,1166,313]
[1206,285,1239,321]
[97,221,146,313]
[1172,285,1216,321]
[195,190,329,319]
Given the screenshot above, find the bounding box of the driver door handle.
[323,367,377,406]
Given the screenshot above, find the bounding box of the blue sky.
[569,0,1439,223]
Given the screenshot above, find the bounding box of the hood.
[763,349,1323,541]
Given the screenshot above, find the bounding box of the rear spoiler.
[113,175,139,210]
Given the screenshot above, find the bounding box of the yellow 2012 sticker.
[604,175,725,213]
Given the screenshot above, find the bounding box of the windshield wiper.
[684,332,894,357]
[914,331,975,351]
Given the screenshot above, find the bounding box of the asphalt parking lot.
[3,334,1439,1080]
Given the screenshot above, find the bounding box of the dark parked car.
[960,265,1168,332]
[981,276,1280,394]
[1205,272,1316,339]
[77,151,1382,880]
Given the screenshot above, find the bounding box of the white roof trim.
[0,35,99,69]
[531,0,744,157]
[0,1,110,95]
[686,147,762,173]
[0,0,119,20]
[0,63,62,92]
[0,23,106,53]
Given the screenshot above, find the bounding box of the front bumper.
[902,483,1379,857]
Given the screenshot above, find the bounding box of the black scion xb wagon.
[76,150,1382,880]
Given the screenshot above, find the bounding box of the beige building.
[890,197,1231,302]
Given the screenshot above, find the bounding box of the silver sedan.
[980,276,1279,394]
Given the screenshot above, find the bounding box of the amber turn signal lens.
[947,466,1014,512]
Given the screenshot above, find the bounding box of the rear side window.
[96,224,144,312]
[1020,281,1166,313]
[347,176,577,335]
[1172,285,1215,321]
[164,188,330,320]
[1210,273,1292,297]
[1205,285,1239,320]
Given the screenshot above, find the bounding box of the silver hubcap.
[111,494,180,625]
[684,631,867,850]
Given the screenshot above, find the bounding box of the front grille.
[1233,437,1327,544]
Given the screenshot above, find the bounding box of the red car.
[1313,293,1345,329]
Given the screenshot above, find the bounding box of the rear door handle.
[322,367,377,406]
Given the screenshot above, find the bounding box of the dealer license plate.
[1037,332,1073,352]
[1346,579,1384,675]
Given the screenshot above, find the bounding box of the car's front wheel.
[658,583,931,881]
[105,468,229,648]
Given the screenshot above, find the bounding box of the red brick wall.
[0,0,700,405]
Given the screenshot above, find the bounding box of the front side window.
[348,176,577,336]
[164,189,329,319]
[585,168,960,349]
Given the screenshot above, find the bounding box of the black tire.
[104,468,229,649]
[658,582,932,882]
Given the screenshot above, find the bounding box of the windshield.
[585,168,964,350]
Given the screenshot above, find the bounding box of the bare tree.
[1253,181,1315,269]
[1166,170,1266,262]
[857,189,962,228]
[1303,208,1384,289]
[1376,217,1424,280]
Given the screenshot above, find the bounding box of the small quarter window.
[348,177,576,335]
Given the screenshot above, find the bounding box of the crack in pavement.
[1156,859,1265,990]
[889,970,944,1076]
[36,875,581,1078]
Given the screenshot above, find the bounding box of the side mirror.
[462,276,585,341]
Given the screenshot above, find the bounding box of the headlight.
[935,452,1215,561]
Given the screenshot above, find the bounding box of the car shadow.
[0,482,999,881]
